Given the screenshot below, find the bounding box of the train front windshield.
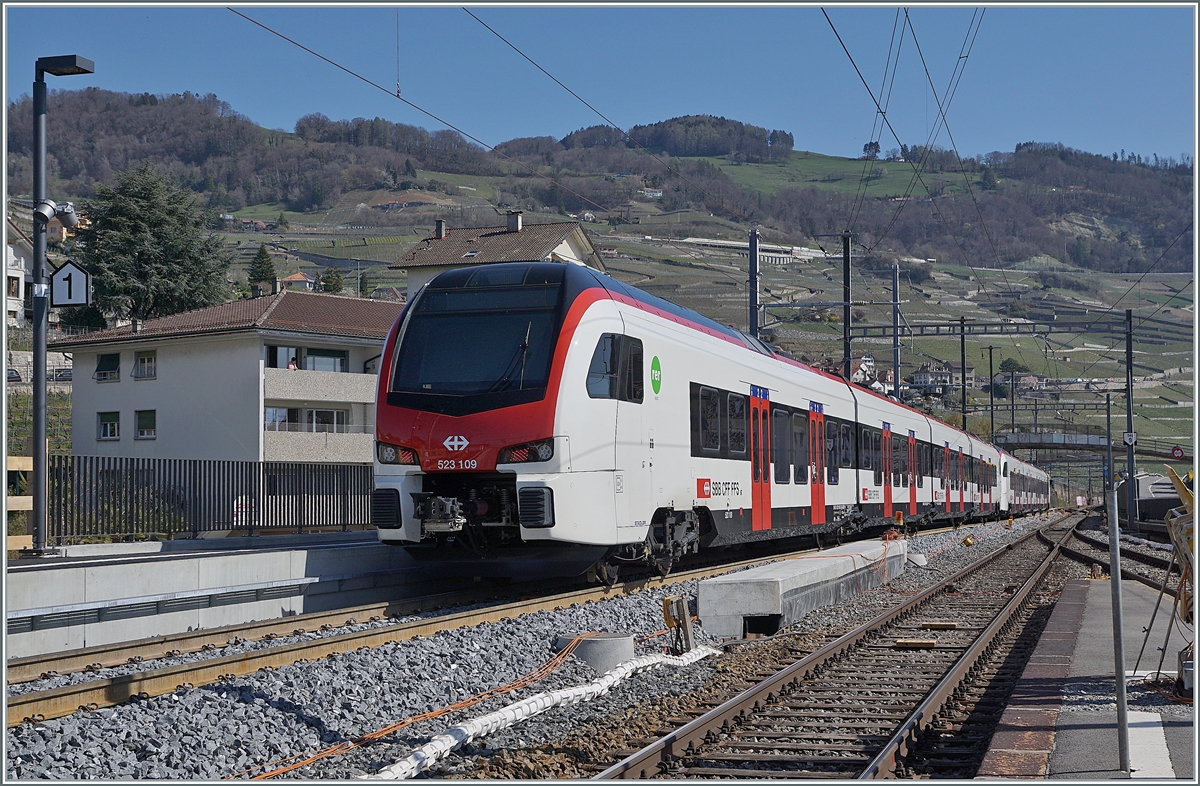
[389,277,565,415]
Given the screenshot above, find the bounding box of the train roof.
[422,262,1044,474]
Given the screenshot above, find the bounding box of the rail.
[595,511,1080,779]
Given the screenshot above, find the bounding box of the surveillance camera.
[57,202,79,228]
[33,199,58,224]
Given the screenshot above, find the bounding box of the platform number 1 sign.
[50,260,91,307]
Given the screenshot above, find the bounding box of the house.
[391,211,605,299]
[913,361,953,391]
[6,216,33,327]
[849,354,877,386]
[945,360,976,388]
[281,272,316,291]
[640,188,664,199]
[50,291,405,463]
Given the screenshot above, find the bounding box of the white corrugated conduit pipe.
[363,645,722,780]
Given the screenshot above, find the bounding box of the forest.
[6,89,1193,273]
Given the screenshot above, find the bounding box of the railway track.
[594,512,1082,779]
[1061,528,1178,590]
[8,534,926,728]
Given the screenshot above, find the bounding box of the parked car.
[47,368,72,382]
[7,368,21,383]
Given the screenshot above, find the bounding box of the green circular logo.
[650,356,662,395]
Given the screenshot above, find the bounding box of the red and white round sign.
[1171,446,1185,460]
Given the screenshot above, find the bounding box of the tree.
[248,244,276,284]
[76,163,232,321]
[404,158,418,178]
[862,141,880,160]
[275,212,289,230]
[999,358,1029,374]
[980,165,998,190]
[319,266,343,294]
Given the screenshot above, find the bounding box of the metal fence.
[47,456,373,543]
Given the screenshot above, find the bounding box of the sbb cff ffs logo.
[443,435,469,451]
[697,478,711,498]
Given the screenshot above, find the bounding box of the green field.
[699,150,977,198]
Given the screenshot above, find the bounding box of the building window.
[133,350,157,379]
[135,410,157,439]
[266,345,301,369]
[306,408,348,433]
[305,348,348,373]
[7,276,18,297]
[94,353,120,382]
[98,411,119,440]
[264,407,294,431]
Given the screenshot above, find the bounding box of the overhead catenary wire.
[460,7,806,309]
[824,7,1033,376]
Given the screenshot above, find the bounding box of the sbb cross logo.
[697,478,712,498]
[443,435,470,451]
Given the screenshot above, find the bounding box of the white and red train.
[372,262,1050,577]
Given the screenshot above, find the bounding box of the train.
[371,261,1051,579]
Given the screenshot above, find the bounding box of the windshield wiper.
[486,322,532,393]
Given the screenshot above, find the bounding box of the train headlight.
[499,438,554,464]
[377,441,420,466]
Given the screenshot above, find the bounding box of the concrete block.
[555,633,635,675]
[698,540,907,640]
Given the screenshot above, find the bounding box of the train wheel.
[597,561,620,587]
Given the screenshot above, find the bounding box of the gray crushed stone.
[6,513,1076,780]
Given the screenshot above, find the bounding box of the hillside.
[6,91,1193,274]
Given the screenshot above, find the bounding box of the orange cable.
[233,633,597,780]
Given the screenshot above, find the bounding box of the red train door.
[881,423,892,518]
[908,431,918,518]
[750,386,772,531]
[943,444,952,514]
[809,402,825,526]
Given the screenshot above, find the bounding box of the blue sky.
[4,4,1196,162]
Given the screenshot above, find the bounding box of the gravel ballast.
[6,512,1097,780]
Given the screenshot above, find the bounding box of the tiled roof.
[392,221,590,269]
[49,290,404,349]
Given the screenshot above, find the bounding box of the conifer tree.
[248,244,276,284]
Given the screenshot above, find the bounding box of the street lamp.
[31,54,93,556]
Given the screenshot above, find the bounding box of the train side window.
[587,334,641,403]
[892,436,901,487]
[839,424,853,468]
[727,394,747,455]
[916,443,924,488]
[873,432,882,487]
[900,440,909,487]
[1002,461,1009,478]
[622,338,643,403]
[772,408,791,484]
[860,428,873,471]
[826,420,839,485]
[792,413,808,484]
[585,334,619,398]
[698,387,721,451]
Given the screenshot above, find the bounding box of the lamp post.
[31,54,93,555]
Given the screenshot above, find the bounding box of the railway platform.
[5,531,462,659]
[979,577,1193,779]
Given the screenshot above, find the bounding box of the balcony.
[263,429,374,463]
[263,366,378,404]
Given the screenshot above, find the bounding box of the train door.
[907,431,918,518]
[881,423,892,518]
[750,386,772,531]
[614,336,650,531]
[809,403,825,526]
